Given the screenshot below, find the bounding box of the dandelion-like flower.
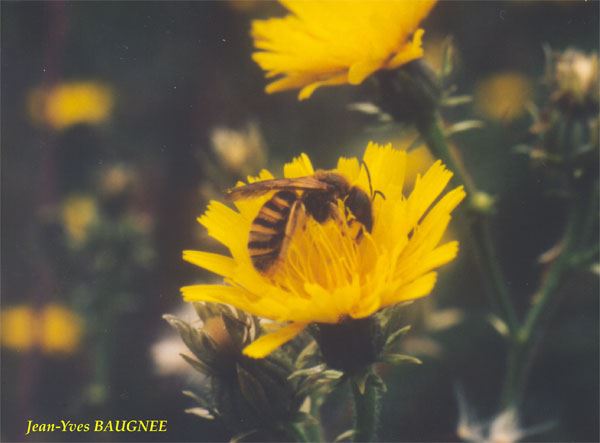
[252,0,437,100]
[28,81,114,130]
[182,143,464,361]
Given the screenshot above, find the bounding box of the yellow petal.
[198,201,249,259]
[348,59,384,85]
[406,160,453,228]
[243,322,307,358]
[384,272,438,306]
[284,152,315,178]
[298,73,348,100]
[336,156,361,182]
[387,29,426,69]
[183,250,236,278]
[360,142,407,201]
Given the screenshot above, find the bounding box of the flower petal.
[298,73,348,100]
[387,29,426,69]
[348,59,384,85]
[284,152,315,178]
[242,322,307,358]
[383,272,438,306]
[337,156,361,182]
[183,250,236,278]
[198,201,249,258]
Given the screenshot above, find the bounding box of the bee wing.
[226,177,329,201]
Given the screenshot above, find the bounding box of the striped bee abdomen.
[248,190,298,272]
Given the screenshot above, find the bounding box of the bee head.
[313,171,351,198]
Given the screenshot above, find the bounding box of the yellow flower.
[39,304,84,354]
[28,81,114,130]
[475,72,533,122]
[61,195,98,245]
[252,0,437,100]
[0,306,36,350]
[0,304,84,354]
[182,142,465,358]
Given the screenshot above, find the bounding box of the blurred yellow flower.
[475,72,533,122]
[0,304,83,354]
[40,304,84,354]
[99,164,136,196]
[0,306,36,350]
[61,195,98,245]
[182,142,465,358]
[252,0,437,100]
[28,81,114,130]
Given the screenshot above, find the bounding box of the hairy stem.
[351,370,382,443]
[501,188,586,409]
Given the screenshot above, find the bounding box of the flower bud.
[547,49,599,116]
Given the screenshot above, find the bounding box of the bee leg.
[328,202,348,236]
[277,200,304,264]
[355,226,365,241]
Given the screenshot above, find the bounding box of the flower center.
[268,203,377,295]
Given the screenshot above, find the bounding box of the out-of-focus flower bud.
[547,49,599,116]
[210,123,267,177]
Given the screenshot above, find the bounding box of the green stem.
[417,114,519,334]
[304,398,324,443]
[285,423,310,443]
[351,370,382,443]
[500,190,585,409]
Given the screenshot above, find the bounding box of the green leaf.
[384,325,412,349]
[180,353,215,377]
[353,372,369,395]
[334,429,355,442]
[381,353,422,366]
[236,365,271,416]
[230,429,258,443]
[295,341,319,369]
[320,369,344,380]
[288,364,327,380]
[441,95,472,107]
[185,407,215,420]
[445,120,485,136]
[487,314,510,338]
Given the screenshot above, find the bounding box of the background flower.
[474,72,533,122]
[28,81,114,130]
[1,304,84,355]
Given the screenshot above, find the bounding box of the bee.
[226,167,384,274]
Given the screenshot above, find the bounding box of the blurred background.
[1,1,598,442]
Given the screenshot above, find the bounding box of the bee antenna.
[373,190,386,201]
[361,161,374,198]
